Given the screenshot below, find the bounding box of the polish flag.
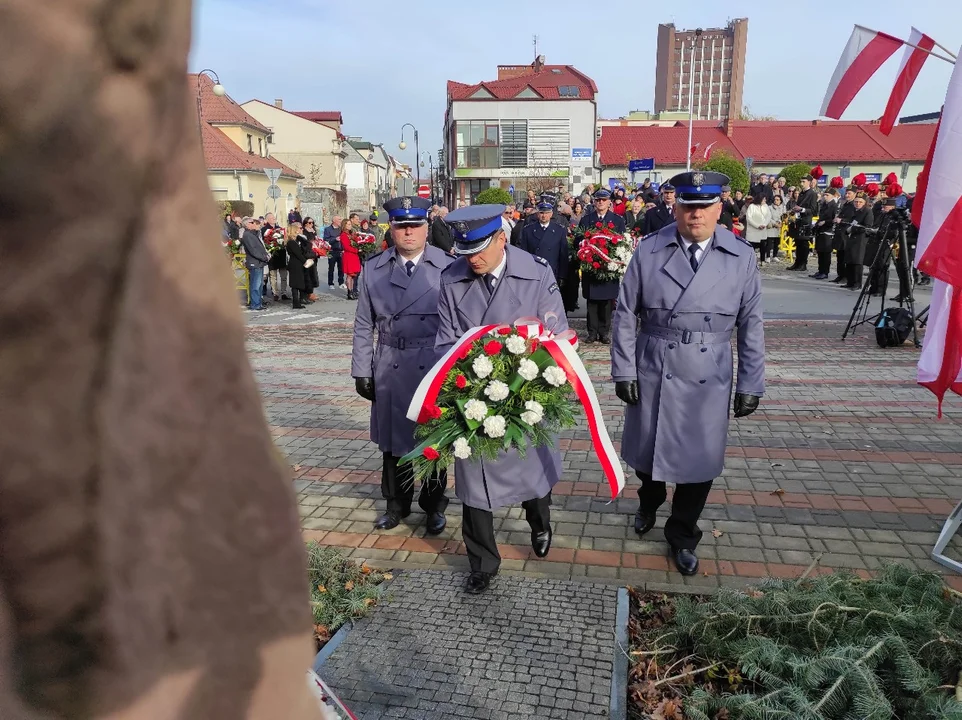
[820,25,904,119]
[880,28,935,135]
[703,141,718,160]
[689,142,701,157]
[915,46,962,412]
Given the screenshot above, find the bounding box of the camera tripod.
[841,215,921,348]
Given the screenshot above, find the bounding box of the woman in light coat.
[745,194,772,263]
[768,195,786,261]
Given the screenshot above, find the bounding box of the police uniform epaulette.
[533,255,548,266]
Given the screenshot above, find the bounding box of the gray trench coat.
[610,223,765,484]
[352,245,454,456]
[436,246,567,510]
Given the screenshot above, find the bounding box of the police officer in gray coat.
[352,197,454,535]
[610,171,765,576]
[437,204,567,594]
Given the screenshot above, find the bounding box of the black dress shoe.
[531,528,552,558]
[672,547,699,576]
[425,512,447,535]
[374,511,409,530]
[831,276,846,283]
[465,571,495,594]
[634,510,656,536]
[598,336,611,345]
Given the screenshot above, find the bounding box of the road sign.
[267,184,281,199]
[264,168,282,184]
[508,185,515,194]
[628,158,655,172]
[744,156,754,170]
[417,184,431,199]
[840,166,851,179]
[900,162,910,180]
[572,147,592,159]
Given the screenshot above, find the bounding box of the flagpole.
[853,24,955,64]
[686,32,699,172]
[932,39,958,60]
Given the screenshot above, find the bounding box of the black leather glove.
[355,377,376,402]
[733,393,759,418]
[615,380,639,406]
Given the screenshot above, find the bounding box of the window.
[247,134,253,153]
[558,85,580,97]
[499,120,527,168]
[455,120,501,168]
[258,137,263,156]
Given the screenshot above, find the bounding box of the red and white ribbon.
[407,318,625,499]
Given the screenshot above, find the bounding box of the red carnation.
[530,338,540,352]
[423,446,440,461]
[455,374,467,389]
[830,176,844,189]
[417,404,443,423]
[865,182,880,198]
[592,262,601,269]
[811,164,824,180]
[595,222,603,228]
[484,340,503,356]
[886,182,903,198]
[607,222,614,228]
[498,327,512,335]
[853,173,867,188]
[459,345,472,360]
[884,172,898,186]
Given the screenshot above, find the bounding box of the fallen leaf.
[314,624,330,638]
[344,580,354,591]
[364,597,374,606]
[382,573,393,581]
[317,584,327,593]
[360,563,372,575]
[292,464,302,472]
[711,528,723,538]
[771,488,785,496]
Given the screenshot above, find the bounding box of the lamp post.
[420,152,436,204]
[686,29,702,172]
[399,123,420,188]
[195,69,225,141]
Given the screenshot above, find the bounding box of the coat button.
[701,347,708,353]
[393,363,399,369]
[394,315,400,321]
[700,379,706,384]
[419,365,425,370]
[420,316,425,321]
[704,315,711,321]
[666,373,673,379]
[668,343,676,349]
[671,313,679,319]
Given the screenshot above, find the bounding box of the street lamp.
[195,69,225,140]
[686,29,702,172]
[399,123,420,187]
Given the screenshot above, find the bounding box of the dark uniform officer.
[437,204,567,594]
[639,183,677,235]
[786,175,819,272]
[610,171,765,576]
[831,189,857,283]
[352,196,454,534]
[579,188,626,344]
[811,190,838,279]
[520,200,569,283]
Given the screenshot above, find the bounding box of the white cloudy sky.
[190,0,957,163]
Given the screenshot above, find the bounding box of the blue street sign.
[572,147,592,159]
[840,167,851,179]
[628,158,655,172]
[508,185,514,194]
[744,156,754,170]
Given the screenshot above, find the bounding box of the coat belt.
[378,333,436,350]
[639,326,733,345]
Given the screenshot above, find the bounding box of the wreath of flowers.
[353,232,379,260]
[400,327,577,483]
[576,223,632,283]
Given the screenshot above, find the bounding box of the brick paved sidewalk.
[250,314,962,592]
[320,570,617,719]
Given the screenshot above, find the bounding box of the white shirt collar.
[398,250,423,268]
[679,234,712,259]
[488,251,507,281]
[541,223,550,230]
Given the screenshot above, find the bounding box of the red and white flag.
[820,25,904,119]
[689,142,701,158]
[915,45,962,413]
[880,27,935,135]
[703,141,718,160]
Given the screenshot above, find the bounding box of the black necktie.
[688,243,700,272]
[483,273,496,298]
[405,260,414,277]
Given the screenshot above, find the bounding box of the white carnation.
[482,415,507,438]
[517,358,539,381]
[453,436,472,459]
[504,334,527,355]
[542,365,568,387]
[464,399,489,422]
[607,262,619,272]
[484,380,510,402]
[524,400,544,416]
[521,410,543,426]
[472,355,494,379]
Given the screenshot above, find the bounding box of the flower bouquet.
[263,228,285,255]
[403,318,625,498]
[353,232,379,260]
[222,237,242,257]
[311,237,331,258]
[577,223,632,282]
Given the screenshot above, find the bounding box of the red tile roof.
[292,111,343,124]
[191,73,269,132]
[597,120,936,167]
[447,65,597,101]
[201,123,301,178]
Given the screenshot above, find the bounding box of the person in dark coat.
[811,190,838,279]
[323,215,345,289]
[285,226,310,309]
[239,217,270,311]
[352,196,453,536]
[639,183,677,236]
[843,192,874,290]
[301,217,321,301]
[786,176,819,271]
[624,197,645,232]
[867,198,896,297]
[436,204,567,594]
[750,173,775,206]
[579,188,626,344]
[611,170,764,576]
[510,205,536,246]
[430,206,454,252]
[831,188,856,283]
[519,201,569,283]
[719,186,738,232]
